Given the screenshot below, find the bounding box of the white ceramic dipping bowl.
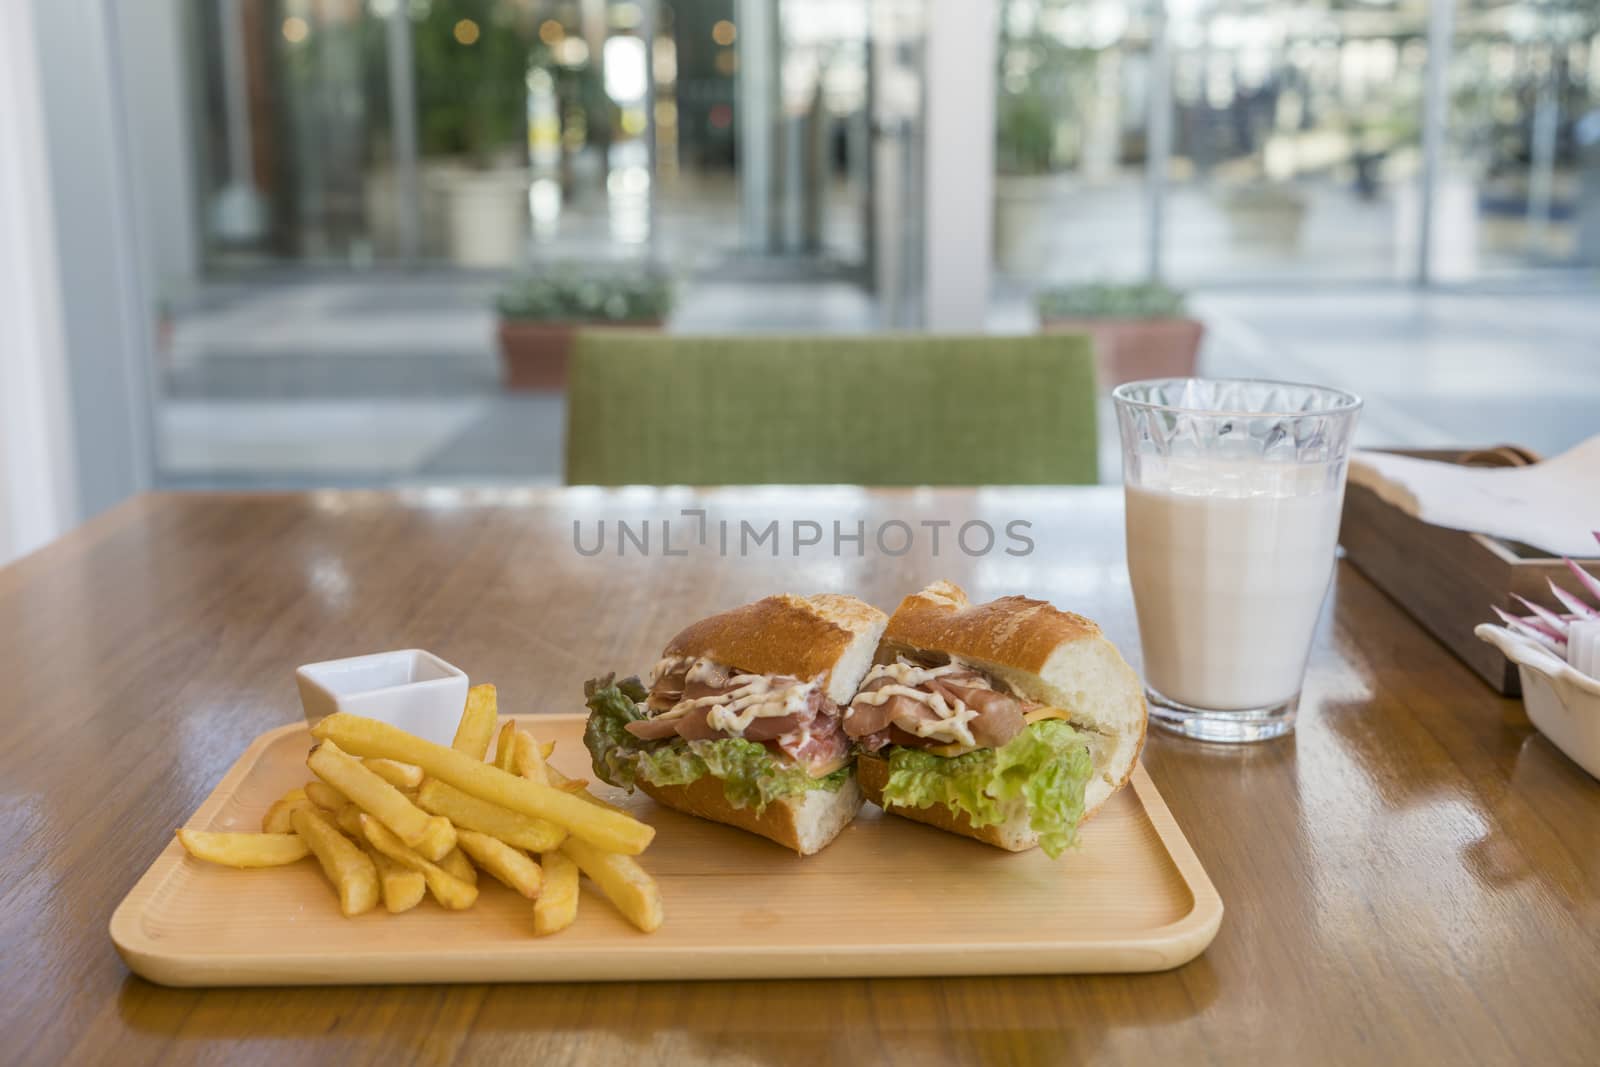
[296,649,468,748]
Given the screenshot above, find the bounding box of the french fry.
[262,787,313,833]
[320,808,417,905]
[456,830,543,899]
[439,846,477,885]
[315,714,653,854]
[359,815,477,910]
[363,758,423,790]
[511,729,550,785]
[540,739,555,760]
[561,837,664,933]
[493,721,518,772]
[305,781,345,811]
[176,829,310,868]
[334,802,364,839]
[291,807,379,917]
[331,804,425,910]
[546,765,629,815]
[308,740,456,861]
[534,851,579,936]
[452,683,499,759]
[414,778,565,853]
[373,852,426,914]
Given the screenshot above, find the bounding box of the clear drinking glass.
[1113,379,1362,743]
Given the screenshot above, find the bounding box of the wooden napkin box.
[1338,447,1600,696]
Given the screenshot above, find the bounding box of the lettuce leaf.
[881,719,1093,858]
[582,676,847,813]
[582,673,650,789]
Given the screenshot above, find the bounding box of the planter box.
[1041,317,1204,388]
[365,161,524,262]
[434,166,530,268]
[994,174,1063,276]
[497,321,662,391]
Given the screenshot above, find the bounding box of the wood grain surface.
[3,489,1598,1066]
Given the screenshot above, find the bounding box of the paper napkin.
[1347,435,1600,558]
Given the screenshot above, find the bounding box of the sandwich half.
[848,581,1146,857]
[583,593,888,855]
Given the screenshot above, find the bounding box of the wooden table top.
[3,489,1596,1066]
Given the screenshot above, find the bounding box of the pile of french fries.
[175,684,663,935]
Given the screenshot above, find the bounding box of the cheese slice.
[1024,706,1071,724]
[807,753,852,778]
[923,741,978,758]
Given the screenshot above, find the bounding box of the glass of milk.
[1113,378,1362,743]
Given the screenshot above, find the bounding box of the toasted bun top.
[663,593,888,705]
[882,579,1103,674]
[880,580,1147,815]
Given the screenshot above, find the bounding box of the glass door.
[1163,0,1430,284]
[1443,0,1600,279]
[140,0,930,491]
[991,0,1160,286]
[727,0,924,297]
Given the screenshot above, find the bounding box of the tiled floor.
[155,277,1599,488]
[161,399,487,476]
[1193,285,1600,457]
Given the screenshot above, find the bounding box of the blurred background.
[2,0,1598,562]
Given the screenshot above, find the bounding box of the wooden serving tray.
[111,715,1222,986]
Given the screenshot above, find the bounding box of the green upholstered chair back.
[564,333,1098,486]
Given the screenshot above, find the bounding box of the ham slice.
[666,705,720,740]
[647,662,689,712]
[842,674,946,738]
[774,709,850,773]
[856,728,892,754]
[928,680,1024,748]
[629,665,836,767]
[682,664,733,699]
[841,695,894,737]
[845,662,1027,752]
[625,715,684,741]
[840,675,899,737]
[733,711,802,741]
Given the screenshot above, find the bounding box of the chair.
[564,332,1097,485]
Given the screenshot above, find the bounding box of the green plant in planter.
[357,7,612,170]
[496,265,675,323]
[1035,282,1189,321]
[410,0,539,166]
[995,28,1096,176]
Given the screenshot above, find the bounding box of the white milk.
[1125,459,1345,711]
